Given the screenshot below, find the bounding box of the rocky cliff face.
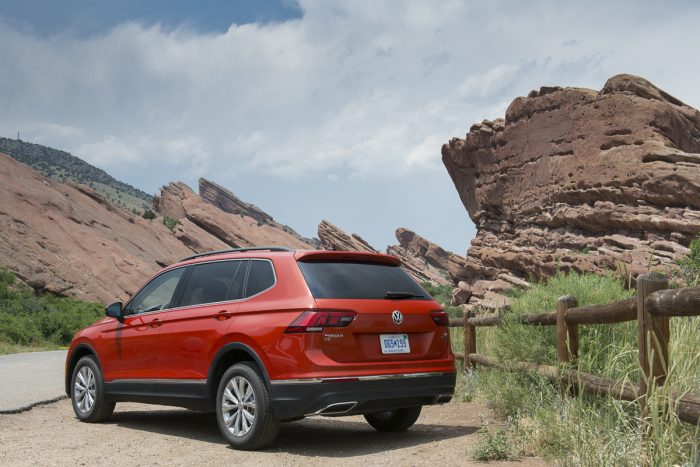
[155,182,314,251]
[0,155,317,303]
[0,153,192,303]
[198,178,320,248]
[387,228,467,286]
[318,220,378,252]
[318,220,464,286]
[442,74,700,310]
[199,178,273,225]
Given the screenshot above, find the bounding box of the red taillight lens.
[430,310,449,326]
[285,310,357,333]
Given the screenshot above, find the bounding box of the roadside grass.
[0,341,64,355]
[423,282,462,318]
[461,271,699,465]
[0,268,103,353]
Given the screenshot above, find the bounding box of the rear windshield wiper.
[384,291,425,300]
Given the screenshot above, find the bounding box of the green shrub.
[675,237,700,286]
[0,269,103,352]
[422,282,462,318]
[163,216,177,232]
[471,426,517,461]
[142,209,157,220]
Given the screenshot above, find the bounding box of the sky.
[0,0,699,254]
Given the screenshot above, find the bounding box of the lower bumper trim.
[270,371,456,420]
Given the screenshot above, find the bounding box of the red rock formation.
[442,74,699,310]
[387,228,467,286]
[198,178,319,248]
[0,153,193,303]
[318,221,465,286]
[155,182,314,250]
[0,156,317,303]
[317,220,377,252]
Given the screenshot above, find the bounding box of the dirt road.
[0,400,548,466]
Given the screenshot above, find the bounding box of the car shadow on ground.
[110,408,477,458]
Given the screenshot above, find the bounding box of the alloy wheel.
[221,376,256,437]
[74,366,96,413]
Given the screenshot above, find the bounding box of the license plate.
[380,334,410,354]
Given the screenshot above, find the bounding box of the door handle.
[149,318,162,328]
[215,310,232,321]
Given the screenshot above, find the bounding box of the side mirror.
[105,302,124,320]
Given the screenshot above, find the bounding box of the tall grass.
[462,271,699,465]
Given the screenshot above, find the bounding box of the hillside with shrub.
[0,137,151,212]
[0,268,102,354]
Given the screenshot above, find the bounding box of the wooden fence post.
[556,296,579,364]
[637,272,670,417]
[463,309,476,371]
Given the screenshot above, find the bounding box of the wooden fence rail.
[447,272,700,427]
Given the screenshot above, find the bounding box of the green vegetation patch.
[463,270,699,465]
[422,282,462,318]
[675,237,700,287]
[0,269,103,354]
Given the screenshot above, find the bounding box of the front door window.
[125,267,185,314]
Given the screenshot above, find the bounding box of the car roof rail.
[179,246,294,262]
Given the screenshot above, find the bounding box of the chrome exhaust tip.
[308,401,357,416]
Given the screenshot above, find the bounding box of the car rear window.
[298,261,428,300]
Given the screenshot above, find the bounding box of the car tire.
[70,356,115,423]
[364,406,422,431]
[216,362,280,450]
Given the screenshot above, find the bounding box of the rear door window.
[244,260,276,298]
[179,260,248,307]
[297,261,427,299]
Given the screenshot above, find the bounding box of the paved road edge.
[0,395,68,415]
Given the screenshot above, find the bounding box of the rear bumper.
[269,371,456,420]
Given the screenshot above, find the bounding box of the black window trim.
[122,258,277,317]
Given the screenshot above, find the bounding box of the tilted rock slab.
[442,74,699,310]
[318,220,463,287]
[155,182,314,251]
[387,228,467,286]
[0,153,193,303]
[318,220,378,252]
[199,178,320,249]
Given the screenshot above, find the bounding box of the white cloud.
[0,0,698,251]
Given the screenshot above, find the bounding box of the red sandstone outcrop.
[199,178,274,225]
[387,228,467,286]
[442,74,700,311]
[198,178,320,247]
[0,155,318,303]
[318,220,377,252]
[318,221,464,286]
[0,153,193,303]
[155,182,314,250]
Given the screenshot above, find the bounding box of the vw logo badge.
[392,310,403,325]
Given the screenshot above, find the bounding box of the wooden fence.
[447,272,700,427]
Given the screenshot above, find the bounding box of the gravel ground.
[0,400,549,466]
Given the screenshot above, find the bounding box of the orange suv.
[65,247,456,449]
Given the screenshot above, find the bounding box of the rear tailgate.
[314,298,448,363]
[295,255,452,364]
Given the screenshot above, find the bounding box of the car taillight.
[430,310,449,326]
[285,310,357,333]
